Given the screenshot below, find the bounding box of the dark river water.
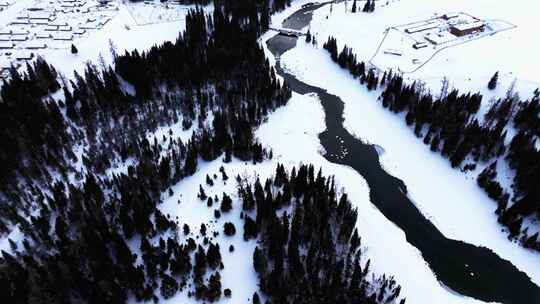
[266,4,540,304]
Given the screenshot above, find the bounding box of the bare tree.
[439,76,450,99]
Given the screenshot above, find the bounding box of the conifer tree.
[220,193,233,212]
[253,292,261,304]
[224,222,236,236]
[363,0,370,12]
[488,71,499,90]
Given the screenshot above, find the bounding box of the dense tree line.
[0,128,228,302]
[323,37,377,89]
[322,36,540,251]
[162,0,291,30]
[0,5,290,228]
[239,164,405,303]
[0,2,293,303]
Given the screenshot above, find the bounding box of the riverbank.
[262,3,540,303]
[280,37,540,287]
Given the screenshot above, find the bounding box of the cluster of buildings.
[379,13,491,67]
[442,13,486,37]
[402,13,487,49]
[0,0,118,78]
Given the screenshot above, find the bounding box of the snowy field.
[307,0,540,99]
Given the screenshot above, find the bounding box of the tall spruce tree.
[488,71,499,90]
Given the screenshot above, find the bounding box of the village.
[0,0,201,79]
[0,0,120,79]
[371,12,515,74]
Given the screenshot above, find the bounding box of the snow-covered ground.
[307,0,540,99]
[1,1,538,303]
[124,0,190,25]
[157,159,261,304]
[279,37,540,291]
[0,1,203,79]
[157,91,488,304]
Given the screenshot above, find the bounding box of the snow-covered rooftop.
[452,21,485,32]
[24,40,47,49]
[52,32,73,40]
[0,41,14,48]
[405,22,440,33]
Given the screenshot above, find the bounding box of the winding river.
[266,4,540,304]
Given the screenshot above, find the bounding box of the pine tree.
[244,215,258,240]
[488,71,499,90]
[352,0,357,12]
[524,232,539,249]
[200,223,207,236]
[219,166,229,181]
[430,135,440,152]
[198,185,207,200]
[253,292,261,304]
[206,272,222,301]
[206,174,214,186]
[220,193,233,212]
[160,273,179,299]
[363,0,370,12]
[223,222,236,236]
[369,0,376,12]
[207,243,222,269]
[253,246,267,275]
